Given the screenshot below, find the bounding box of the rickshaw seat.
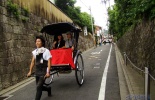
[50,48,75,69]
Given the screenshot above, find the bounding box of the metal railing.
[123,52,155,100]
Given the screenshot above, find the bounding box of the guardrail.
[123,52,155,100]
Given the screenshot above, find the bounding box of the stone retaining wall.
[117,19,155,99]
[117,20,155,75]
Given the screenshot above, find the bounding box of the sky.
[75,0,115,30]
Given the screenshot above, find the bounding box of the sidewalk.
[115,44,144,100]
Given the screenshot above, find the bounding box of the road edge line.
[0,77,35,96]
[98,44,112,100]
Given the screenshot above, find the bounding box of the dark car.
[103,39,111,44]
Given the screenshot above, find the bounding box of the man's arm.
[45,58,51,78]
[27,56,35,77]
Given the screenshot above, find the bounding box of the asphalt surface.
[4,44,120,100]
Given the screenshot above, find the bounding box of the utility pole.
[101,0,110,39]
[89,6,96,47]
[101,0,110,8]
[108,0,110,8]
[89,6,94,36]
[78,0,95,45]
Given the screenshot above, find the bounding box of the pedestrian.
[96,40,98,47]
[52,34,65,49]
[99,38,102,46]
[65,32,75,50]
[27,35,52,100]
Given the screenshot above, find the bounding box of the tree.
[108,0,155,39]
[55,0,76,14]
[55,0,94,33]
[79,12,93,32]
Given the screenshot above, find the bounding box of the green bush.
[21,8,29,17]
[7,0,20,19]
[108,0,155,39]
[7,0,29,22]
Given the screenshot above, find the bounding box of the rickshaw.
[40,22,84,86]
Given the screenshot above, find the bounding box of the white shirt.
[32,47,52,60]
[65,39,74,48]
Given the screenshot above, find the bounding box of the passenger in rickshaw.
[65,32,75,50]
[27,36,52,100]
[52,34,65,49]
[50,33,75,69]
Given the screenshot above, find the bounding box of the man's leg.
[35,76,44,100]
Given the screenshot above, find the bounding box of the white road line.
[98,44,112,100]
[3,95,13,100]
[0,77,35,96]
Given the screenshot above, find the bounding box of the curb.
[114,44,133,99]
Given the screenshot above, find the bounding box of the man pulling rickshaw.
[27,22,84,100]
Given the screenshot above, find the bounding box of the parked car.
[103,39,112,44]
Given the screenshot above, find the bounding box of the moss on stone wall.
[6,0,29,22]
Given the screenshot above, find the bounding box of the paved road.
[3,44,120,100]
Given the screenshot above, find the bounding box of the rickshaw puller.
[27,36,52,100]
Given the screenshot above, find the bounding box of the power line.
[101,0,110,8]
[78,0,95,16]
[79,0,89,9]
[78,0,94,37]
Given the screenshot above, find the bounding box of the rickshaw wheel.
[44,72,54,86]
[75,54,84,86]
